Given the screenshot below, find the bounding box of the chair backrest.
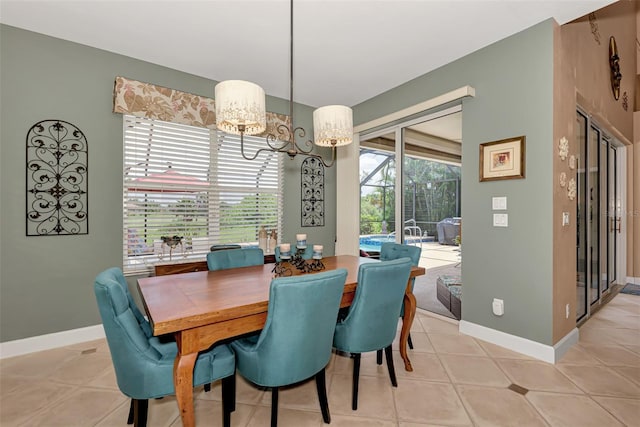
[239,268,347,386]
[335,258,412,353]
[379,242,421,266]
[94,268,169,398]
[274,245,313,262]
[207,247,264,270]
[210,244,242,252]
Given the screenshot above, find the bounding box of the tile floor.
[1,293,638,426]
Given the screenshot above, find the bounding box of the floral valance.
[113,76,289,134]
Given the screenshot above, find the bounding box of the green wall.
[354,20,555,344]
[1,21,555,345]
[0,24,336,342]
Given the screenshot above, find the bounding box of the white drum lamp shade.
[313,105,353,147]
[215,80,266,135]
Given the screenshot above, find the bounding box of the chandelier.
[214,0,353,168]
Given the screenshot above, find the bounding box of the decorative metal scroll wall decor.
[26,120,88,236]
[608,36,622,101]
[301,157,324,227]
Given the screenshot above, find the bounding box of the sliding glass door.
[359,106,462,250]
[358,106,462,318]
[576,110,620,322]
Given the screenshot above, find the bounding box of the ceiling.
[1,0,615,108]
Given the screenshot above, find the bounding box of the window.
[123,115,282,274]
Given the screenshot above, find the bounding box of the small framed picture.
[479,136,526,182]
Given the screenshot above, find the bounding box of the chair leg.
[384,345,398,387]
[271,387,279,427]
[132,398,149,427]
[315,368,331,424]
[408,332,414,350]
[127,399,134,425]
[351,353,361,410]
[376,349,383,365]
[221,374,236,427]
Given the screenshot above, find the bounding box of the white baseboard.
[459,320,579,364]
[416,307,459,325]
[626,276,639,285]
[0,324,105,359]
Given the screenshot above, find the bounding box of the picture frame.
[479,136,526,182]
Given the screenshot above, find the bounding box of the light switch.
[562,212,570,226]
[492,196,507,210]
[493,213,508,227]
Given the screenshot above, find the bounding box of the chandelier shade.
[212,0,352,167]
[214,80,266,135]
[313,105,353,147]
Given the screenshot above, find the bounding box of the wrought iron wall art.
[26,120,88,236]
[301,157,324,227]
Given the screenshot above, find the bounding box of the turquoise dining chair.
[210,244,241,252]
[274,245,313,262]
[379,242,422,351]
[230,269,348,427]
[333,257,412,410]
[207,247,264,270]
[94,267,236,427]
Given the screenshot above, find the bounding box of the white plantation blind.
[123,115,282,274]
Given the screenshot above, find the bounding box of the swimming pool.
[359,234,432,253]
[359,235,395,253]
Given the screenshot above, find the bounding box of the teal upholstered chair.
[210,244,241,252]
[94,267,236,427]
[274,245,313,262]
[230,269,348,426]
[379,242,421,350]
[207,247,264,270]
[333,258,412,410]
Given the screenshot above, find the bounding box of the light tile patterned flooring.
[1,293,638,426]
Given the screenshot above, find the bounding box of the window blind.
[123,115,283,274]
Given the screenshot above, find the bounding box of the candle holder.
[290,246,307,271]
[279,243,291,260]
[308,258,325,272]
[271,261,292,277]
[312,245,323,259]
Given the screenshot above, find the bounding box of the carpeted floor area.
[413,262,461,319]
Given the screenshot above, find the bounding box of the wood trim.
[353,85,475,133]
[154,254,277,276]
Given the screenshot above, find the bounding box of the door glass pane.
[359,134,396,255]
[599,140,608,293]
[402,154,461,244]
[589,126,600,305]
[576,112,587,320]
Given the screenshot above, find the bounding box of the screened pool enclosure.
[360,148,461,253]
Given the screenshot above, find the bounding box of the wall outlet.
[565,303,570,319]
[492,298,504,316]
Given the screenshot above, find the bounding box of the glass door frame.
[576,108,626,324]
[359,105,462,243]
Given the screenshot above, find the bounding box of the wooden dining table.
[137,254,425,427]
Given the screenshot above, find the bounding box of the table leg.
[174,351,198,427]
[399,286,416,372]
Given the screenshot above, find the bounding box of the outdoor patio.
[413,241,461,319]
